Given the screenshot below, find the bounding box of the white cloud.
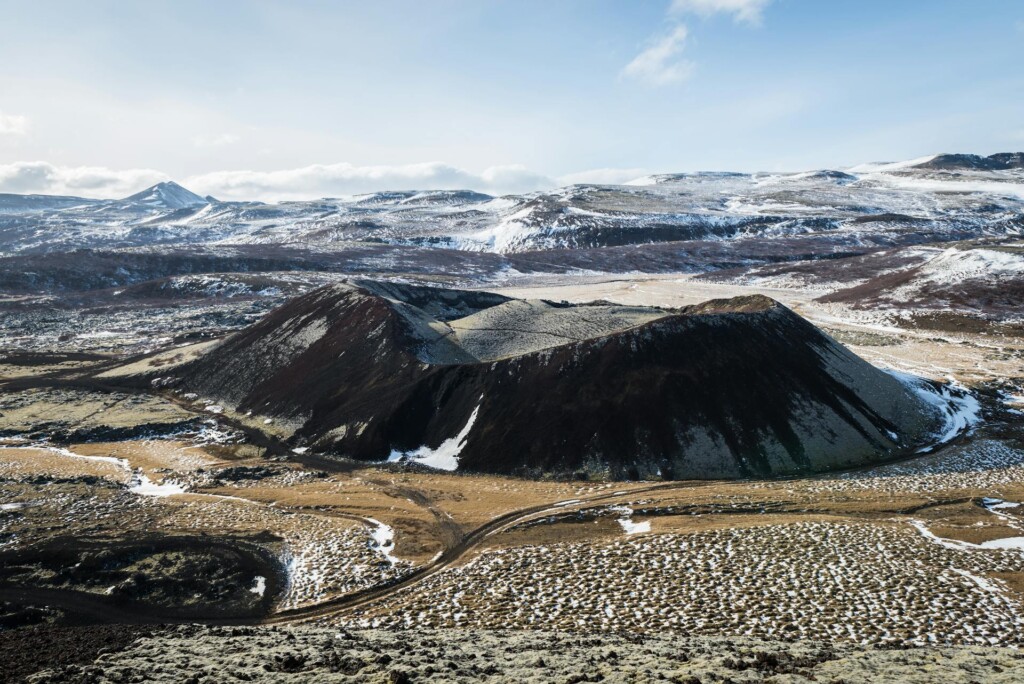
[0,160,664,201]
[0,110,30,136]
[0,160,554,200]
[558,168,649,186]
[0,161,167,197]
[193,133,240,148]
[670,0,773,24]
[621,25,694,86]
[186,161,556,201]
[624,0,771,86]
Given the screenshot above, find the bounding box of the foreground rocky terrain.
[1,153,1022,681]
[10,626,1024,683]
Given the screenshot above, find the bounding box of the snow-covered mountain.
[0,192,102,214]
[122,181,211,209]
[0,153,1020,260]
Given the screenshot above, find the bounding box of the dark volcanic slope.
[175,281,943,479]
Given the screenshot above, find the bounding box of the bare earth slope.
[174,280,944,479]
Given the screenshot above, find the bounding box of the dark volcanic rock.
[0,624,156,684]
[179,281,942,479]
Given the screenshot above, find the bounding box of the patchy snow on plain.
[277,515,413,610]
[798,440,1024,496]
[355,521,1024,645]
[951,567,1004,594]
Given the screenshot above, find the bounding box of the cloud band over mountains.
[0,160,649,201]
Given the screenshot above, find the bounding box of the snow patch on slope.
[454,206,544,252]
[887,371,982,451]
[847,155,940,174]
[624,175,659,186]
[911,519,1024,553]
[866,173,1024,200]
[30,444,186,497]
[916,248,1024,285]
[387,402,481,471]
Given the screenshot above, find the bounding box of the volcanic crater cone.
[178,280,947,479]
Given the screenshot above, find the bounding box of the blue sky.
[0,0,1021,199]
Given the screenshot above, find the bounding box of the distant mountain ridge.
[122,181,211,209]
[914,152,1024,171]
[0,192,100,213]
[2,151,1020,206]
[0,152,1021,258]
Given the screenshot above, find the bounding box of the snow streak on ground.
[911,515,1024,553]
[10,444,187,497]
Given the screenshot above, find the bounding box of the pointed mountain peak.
[124,181,210,209]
